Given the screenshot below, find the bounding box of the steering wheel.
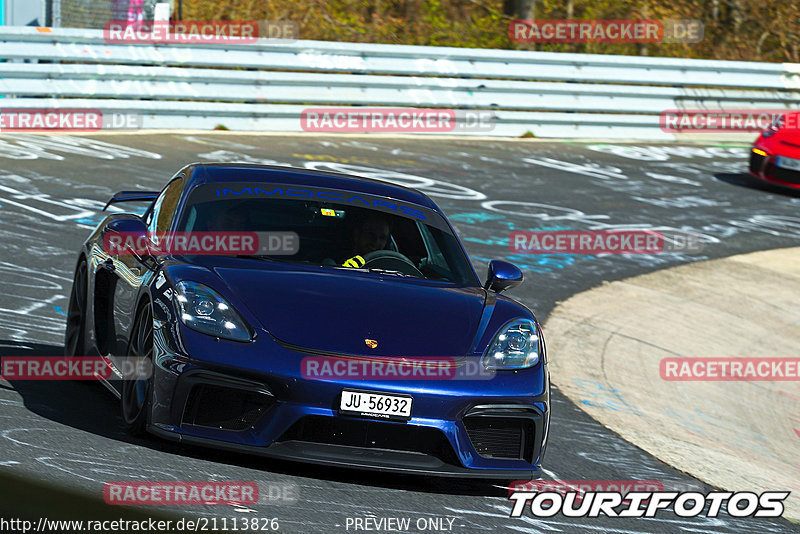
[361,250,424,277]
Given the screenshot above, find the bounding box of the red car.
[750,111,800,188]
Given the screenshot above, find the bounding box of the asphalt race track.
[0,133,798,533]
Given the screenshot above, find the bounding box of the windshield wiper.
[330,266,414,277]
[233,254,291,263]
[365,268,415,277]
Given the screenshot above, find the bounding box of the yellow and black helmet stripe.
[342,255,366,268]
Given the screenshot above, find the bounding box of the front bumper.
[149,427,540,479]
[749,144,800,189]
[148,321,550,478]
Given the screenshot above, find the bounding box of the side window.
[417,221,447,268]
[148,178,184,239]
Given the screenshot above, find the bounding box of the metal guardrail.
[1,26,799,138]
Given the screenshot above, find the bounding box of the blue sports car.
[65,163,550,478]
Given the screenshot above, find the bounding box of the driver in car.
[206,202,250,231]
[342,214,391,268]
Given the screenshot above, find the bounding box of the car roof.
[181,163,441,212]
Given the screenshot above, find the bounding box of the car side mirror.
[105,218,151,259]
[484,260,523,293]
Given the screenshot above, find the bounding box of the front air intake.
[182,384,274,431]
[462,405,544,463]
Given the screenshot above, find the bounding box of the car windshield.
[177,184,479,286]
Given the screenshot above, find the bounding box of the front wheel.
[121,302,154,435]
[64,258,88,357]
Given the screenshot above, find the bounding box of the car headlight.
[482,318,541,370]
[175,281,252,342]
[761,115,784,138]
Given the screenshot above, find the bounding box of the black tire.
[64,258,88,357]
[121,302,154,435]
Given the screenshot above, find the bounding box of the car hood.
[213,264,487,357]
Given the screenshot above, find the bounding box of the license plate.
[339,389,412,421]
[776,156,800,171]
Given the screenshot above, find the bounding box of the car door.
[110,176,184,354]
